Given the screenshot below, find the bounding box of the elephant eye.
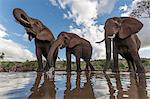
[64,37,68,39]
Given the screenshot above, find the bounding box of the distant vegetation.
[0,58,150,72]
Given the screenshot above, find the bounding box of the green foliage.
[1,58,150,71]
[0,61,15,68]
[141,58,150,67]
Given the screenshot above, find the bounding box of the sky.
[0,0,150,62]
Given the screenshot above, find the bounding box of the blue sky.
[0,0,150,61]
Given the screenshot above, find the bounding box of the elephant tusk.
[20,18,30,25]
[108,34,116,39]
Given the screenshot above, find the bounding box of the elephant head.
[105,17,143,39]
[48,32,81,66]
[13,8,53,41]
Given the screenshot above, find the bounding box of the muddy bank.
[0,66,35,72]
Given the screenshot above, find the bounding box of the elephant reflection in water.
[64,72,96,99]
[104,72,148,99]
[28,72,56,99]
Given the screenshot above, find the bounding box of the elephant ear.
[68,34,81,48]
[119,17,143,39]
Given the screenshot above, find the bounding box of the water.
[0,71,150,99]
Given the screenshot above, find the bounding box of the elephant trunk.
[13,8,31,27]
[48,39,62,67]
[104,35,111,71]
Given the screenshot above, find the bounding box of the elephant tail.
[95,38,105,44]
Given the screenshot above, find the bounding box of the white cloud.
[0,24,36,62]
[23,33,28,41]
[97,0,117,14]
[138,18,150,48]
[119,4,128,12]
[49,0,58,6]
[0,24,7,38]
[49,0,117,59]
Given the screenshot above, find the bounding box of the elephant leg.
[127,60,132,72]
[42,51,50,72]
[66,49,71,72]
[127,58,136,72]
[130,51,145,73]
[85,61,89,71]
[76,57,81,72]
[112,39,119,73]
[85,60,95,71]
[131,60,136,72]
[53,50,58,69]
[89,62,95,71]
[126,59,135,72]
[43,61,49,72]
[36,47,43,72]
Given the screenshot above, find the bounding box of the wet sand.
[0,71,149,99]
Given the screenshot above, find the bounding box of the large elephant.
[48,32,95,72]
[13,8,58,72]
[96,17,145,73]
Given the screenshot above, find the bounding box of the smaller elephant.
[48,32,95,72]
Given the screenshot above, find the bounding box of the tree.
[130,0,150,18]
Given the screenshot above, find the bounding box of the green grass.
[0,58,150,71]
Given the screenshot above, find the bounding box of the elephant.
[48,32,95,72]
[96,17,145,73]
[13,8,58,72]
